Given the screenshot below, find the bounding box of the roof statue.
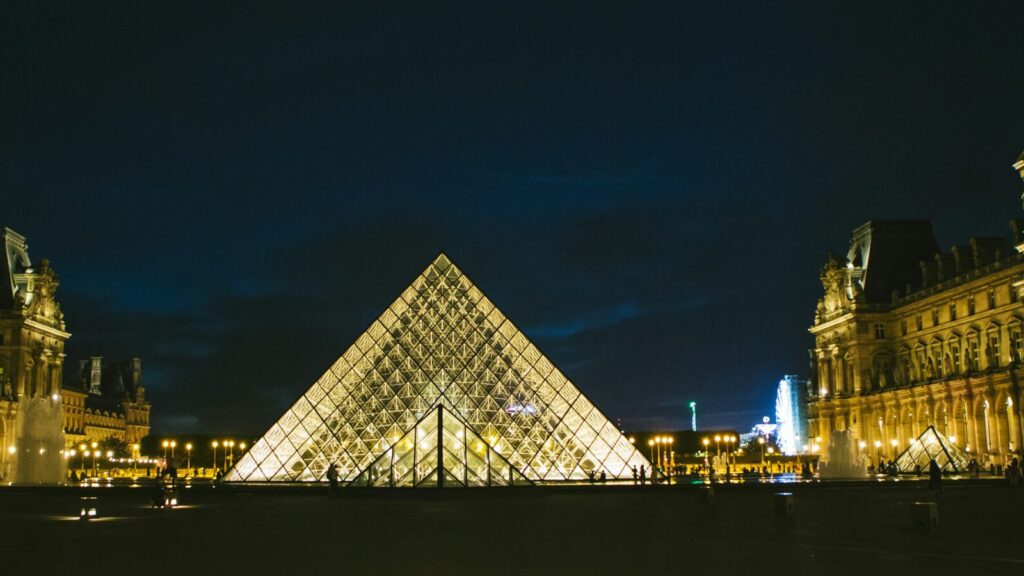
[893,425,970,474]
[226,254,650,486]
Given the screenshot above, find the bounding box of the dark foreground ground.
[1,480,1022,576]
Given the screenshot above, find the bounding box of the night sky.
[2,3,1022,435]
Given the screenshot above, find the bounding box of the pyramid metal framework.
[893,426,971,474]
[226,254,650,486]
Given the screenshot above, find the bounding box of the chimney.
[89,357,103,395]
[131,357,142,391]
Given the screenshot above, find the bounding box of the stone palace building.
[0,227,150,474]
[807,152,1024,466]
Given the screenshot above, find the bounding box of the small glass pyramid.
[226,254,650,485]
[893,425,971,474]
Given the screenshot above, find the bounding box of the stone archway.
[996,392,1018,458]
[953,397,970,452]
[974,396,993,461]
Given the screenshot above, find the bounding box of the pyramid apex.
[431,252,453,270]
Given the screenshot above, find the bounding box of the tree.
[98,437,130,459]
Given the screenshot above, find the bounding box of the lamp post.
[226,440,235,468]
[663,434,671,471]
[79,443,87,473]
[212,441,219,472]
[654,436,662,474]
[162,440,169,462]
[186,443,193,471]
[702,438,710,473]
[758,436,766,468]
[767,446,775,475]
[647,439,654,465]
[170,441,177,461]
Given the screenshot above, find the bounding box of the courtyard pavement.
[1,480,1022,575]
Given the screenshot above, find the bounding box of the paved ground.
[1,480,1022,576]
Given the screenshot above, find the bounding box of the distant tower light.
[689,401,697,431]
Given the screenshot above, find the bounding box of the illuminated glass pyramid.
[894,426,970,474]
[226,254,650,486]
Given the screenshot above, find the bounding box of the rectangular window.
[916,315,923,331]
[951,345,961,373]
[988,289,996,310]
[969,339,981,370]
[1012,329,1023,362]
[932,308,939,326]
[1011,284,1019,303]
[989,334,1001,368]
[949,301,957,321]
[968,294,976,315]
[874,323,885,339]
[901,318,908,336]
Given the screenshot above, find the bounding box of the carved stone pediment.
[24,259,65,330]
[820,253,849,317]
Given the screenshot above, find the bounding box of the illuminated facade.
[228,254,650,485]
[808,155,1024,466]
[0,228,150,478]
[1,227,69,477]
[61,357,151,447]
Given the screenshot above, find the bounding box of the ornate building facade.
[62,357,151,447]
[0,227,149,476]
[807,153,1024,466]
[0,227,69,475]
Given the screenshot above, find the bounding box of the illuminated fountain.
[775,376,803,455]
[12,394,66,484]
[817,430,867,479]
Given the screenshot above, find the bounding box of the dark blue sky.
[2,2,1022,434]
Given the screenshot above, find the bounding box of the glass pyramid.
[226,254,650,485]
[893,426,971,474]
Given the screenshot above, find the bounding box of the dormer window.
[949,301,957,321]
[968,294,976,315]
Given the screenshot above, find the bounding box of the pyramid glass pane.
[225,254,650,485]
[894,426,971,474]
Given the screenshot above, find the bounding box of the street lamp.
[170,440,177,460]
[212,441,219,471]
[667,436,675,471]
[226,440,235,468]
[162,440,169,462]
[758,436,766,467]
[79,443,87,472]
[654,436,662,472]
[186,443,193,471]
[702,438,710,472]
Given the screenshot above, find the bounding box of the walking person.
[927,458,942,492]
[631,465,638,486]
[326,462,339,496]
[639,464,646,486]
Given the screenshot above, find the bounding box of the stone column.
[834,352,844,395]
[818,354,831,396]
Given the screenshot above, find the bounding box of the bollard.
[774,492,794,515]
[701,485,715,504]
[912,502,938,530]
[79,496,98,521]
